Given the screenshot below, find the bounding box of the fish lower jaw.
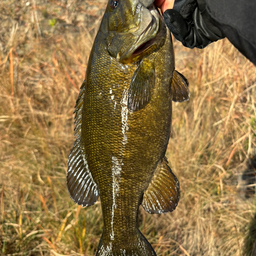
[131,9,160,56]
[118,6,161,63]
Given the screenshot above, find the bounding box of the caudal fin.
[96,229,156,256]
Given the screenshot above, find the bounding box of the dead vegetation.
[0,0,255,255]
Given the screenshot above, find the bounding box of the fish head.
[103,0,166,63]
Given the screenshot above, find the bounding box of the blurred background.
[0,0,255,255]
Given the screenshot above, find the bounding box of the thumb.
[163,9,189,39]
[155,0,174,13]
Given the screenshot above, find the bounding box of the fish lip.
[119,4,161,62]
[131,5,161,55]
[131,15,157,56]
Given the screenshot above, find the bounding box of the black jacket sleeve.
[206,0,256,65]
[163,0,256,65]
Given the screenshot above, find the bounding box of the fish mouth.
[132,14,158,56]
[119,4,164,62]
[131,5,160,55]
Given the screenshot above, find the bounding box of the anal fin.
[142,157,180,214]
[171,70,190,102]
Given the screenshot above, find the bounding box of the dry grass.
[0,0,256,255]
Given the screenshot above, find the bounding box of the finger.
[155,0,174,13]
[155,0,165,8]
[160,0,174,13]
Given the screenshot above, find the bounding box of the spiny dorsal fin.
[128,59,155,111]
[171,70,190,102]
[67,81,99,207]
[142,157,180,214]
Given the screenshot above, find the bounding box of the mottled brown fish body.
[67,1,189,255]
[86,26,172,251]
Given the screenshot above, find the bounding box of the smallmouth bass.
[67,0,189,255]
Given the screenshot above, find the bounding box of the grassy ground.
[0,0,256,255]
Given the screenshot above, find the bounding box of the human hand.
[155,0,174,13]
[162,0,224,49]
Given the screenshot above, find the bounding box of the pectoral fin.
[67,81,99,207]
[128,60,155,111]
[171,70,190,102]
[142,157,180,214]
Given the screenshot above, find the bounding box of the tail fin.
[96,229,156,256]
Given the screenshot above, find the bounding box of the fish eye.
[110,0,119,9]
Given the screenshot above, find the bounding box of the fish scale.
[67,0,190,255]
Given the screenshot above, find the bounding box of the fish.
[66,0,189,255]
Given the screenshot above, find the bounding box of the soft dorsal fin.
[171,70,190,102]
[128,59,155,111]
[142,157,180,214]
[67,81,99,207]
